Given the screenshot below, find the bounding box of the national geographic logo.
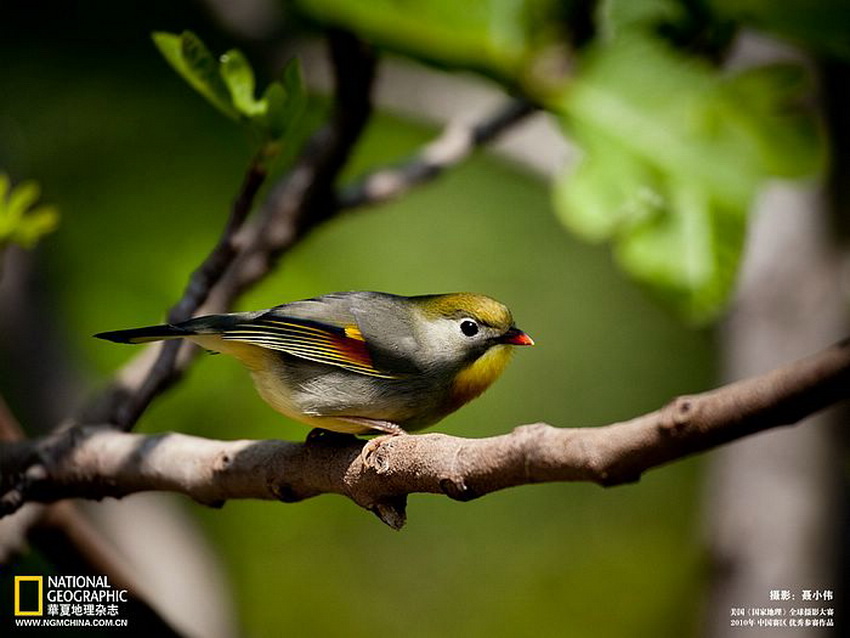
[9,575,130,629]
[14,576,43,616]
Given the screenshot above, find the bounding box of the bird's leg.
[346,418,407,437]
[305,417,406,455]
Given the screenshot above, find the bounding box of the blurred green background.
[0,2,715,636]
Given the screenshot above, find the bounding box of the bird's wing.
[220,314,402,379]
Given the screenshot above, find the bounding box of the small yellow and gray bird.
[95,291,533,435]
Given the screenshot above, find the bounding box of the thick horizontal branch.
[3,338,849,529]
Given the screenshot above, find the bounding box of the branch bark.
[336,98,536,210]
[0,397,183,635]
[3,338,848,530]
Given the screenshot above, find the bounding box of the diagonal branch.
[79,30,378,432]
[336,99,536,210]
[111,160,268,431]
[4,338,849,530]
[206,29,379,306]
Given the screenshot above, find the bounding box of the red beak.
[500,327,534,346]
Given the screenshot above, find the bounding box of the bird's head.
[411,292,533,369]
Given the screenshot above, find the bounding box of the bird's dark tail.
[94,324,191,344]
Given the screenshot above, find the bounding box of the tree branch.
[77,39,536,436]
[78,155,268,431]
[79,30,378,432]
[206,29,379,305]
[4,338,849,530]
[336,99,536,210]
[0,397,182,635]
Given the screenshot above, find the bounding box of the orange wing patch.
[221,317,399,378]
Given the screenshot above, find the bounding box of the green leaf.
[7,179,40,225]
[553,127,660,242]
[553,35,823,322]
[152,31,305,150]
[261,60,306,141]
[0,174,59,250]
[719,64,825,177]
[601,0,685,35]
[152,31,239,120]
[220,49,265,118]
[294,0,554,81]
[12,205,60,248]
[261,83,287,140]
[614,181,747,322]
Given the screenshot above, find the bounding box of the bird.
[95,291,533,436]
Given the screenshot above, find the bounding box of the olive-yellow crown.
[413,293,514,330]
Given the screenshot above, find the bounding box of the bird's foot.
[334,418,407,474]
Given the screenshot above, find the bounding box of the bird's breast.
[447,345,513,411]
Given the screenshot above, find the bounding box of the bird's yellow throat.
[449,344,514,409]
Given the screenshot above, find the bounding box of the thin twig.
[207,29,379,305]
[4,338,848,530]
[113,160,268,430]
[336,99,536,210]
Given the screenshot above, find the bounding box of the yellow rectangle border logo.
[14,575,43,616]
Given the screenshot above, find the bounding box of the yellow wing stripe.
[224,333,390,376]
[220,320,400,379]
[344,324,365,341]
[261,319,337,337]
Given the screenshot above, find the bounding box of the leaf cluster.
[152,31,306,163]
[0,174,59,256]
[291,0,843,322]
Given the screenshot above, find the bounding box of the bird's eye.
[460,320,479,337]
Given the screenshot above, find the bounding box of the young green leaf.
[294,0,546,81]
[220,49,265,118]
[0,174,59,250]
[152,31,239,120]
[261,60,306,142]
[152,31,305,150]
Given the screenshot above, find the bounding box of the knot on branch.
[370,496,407,530]
[659,395,699,438]
[213,450,233,473]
